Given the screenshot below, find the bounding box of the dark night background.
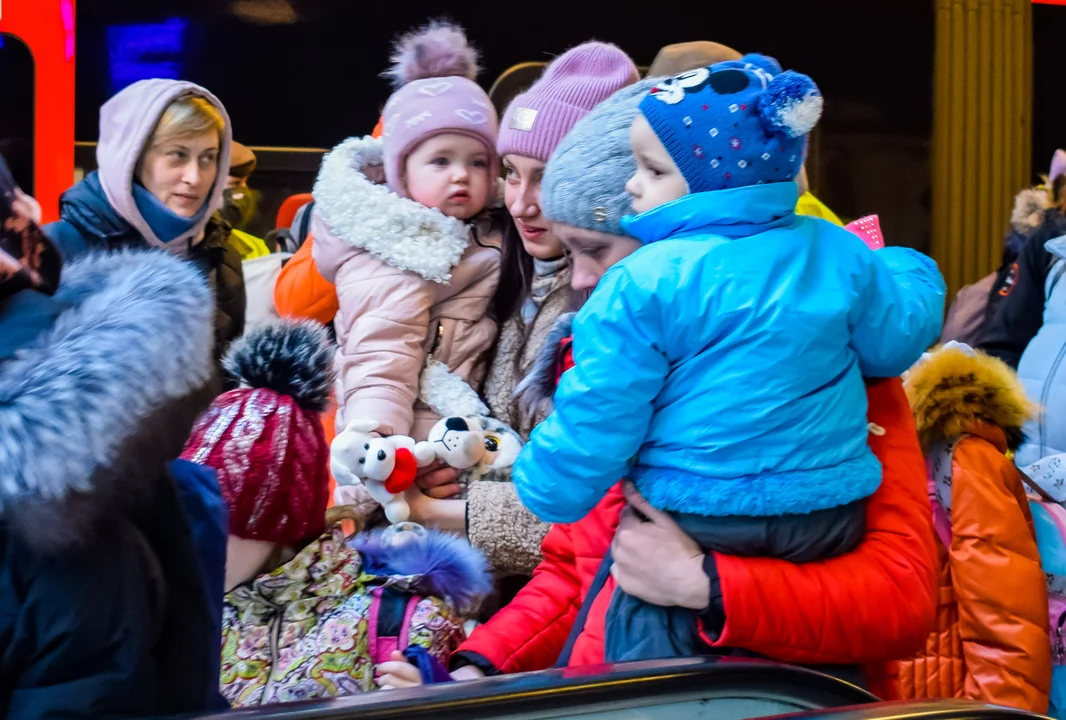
[1,0,1064,250]
[70,0,936,148]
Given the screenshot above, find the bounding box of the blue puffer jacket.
[1016,236,1066,467]
[513,183,945,524]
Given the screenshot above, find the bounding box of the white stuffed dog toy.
[332,417,523,523]
[422,416,524,488]
[331,419,434,524]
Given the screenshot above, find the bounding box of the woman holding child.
[381,56,944,697]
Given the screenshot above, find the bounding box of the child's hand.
[376,651,423,690]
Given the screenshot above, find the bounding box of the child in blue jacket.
[512,55,946,662]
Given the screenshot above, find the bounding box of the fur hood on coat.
[311,135,472,285]
[0,250,214,534]
[513,312,575,421]
[1011,187,1052,236]
[905,343,1034,453]
[349,527,492,616]
[233,525,491,618]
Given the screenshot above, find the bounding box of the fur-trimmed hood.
[310,135,470,285]
[1011,186,1051,236]
[905,343,1034,453]
[0,250,214,514]
[349,527,491,616]
[237,525,491,618]
[513,311,575,422]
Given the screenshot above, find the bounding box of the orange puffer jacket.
[274,236,339,327]
[901,345,1051,712]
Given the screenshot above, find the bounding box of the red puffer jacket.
[459,372,936,698]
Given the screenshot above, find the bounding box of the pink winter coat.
[311,136,501,440]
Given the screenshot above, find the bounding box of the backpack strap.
[367,586,423,666]
[1020,467,1062,504]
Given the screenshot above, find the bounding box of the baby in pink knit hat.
[312,20,504,495]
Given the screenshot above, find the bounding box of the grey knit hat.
[542,77,657,237]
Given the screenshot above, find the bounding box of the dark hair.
[491,213,589,324]
[492,216,534,322]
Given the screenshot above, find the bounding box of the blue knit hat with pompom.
[638,54,823,193]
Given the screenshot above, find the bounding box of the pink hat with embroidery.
[380,20,498,200]
[497,42,639,163]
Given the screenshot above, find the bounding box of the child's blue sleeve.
[850,247,946,378]
[511,267,670,524]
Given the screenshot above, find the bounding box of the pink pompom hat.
[379,20,498,202]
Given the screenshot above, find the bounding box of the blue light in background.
[107,18,190,95]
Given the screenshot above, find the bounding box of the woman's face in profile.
[555,224,643,291]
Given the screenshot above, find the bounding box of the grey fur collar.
[513,312,575,423]
[313,136,469,283]
[0,250,214,511]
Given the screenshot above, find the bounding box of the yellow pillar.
[932,0,1032,298]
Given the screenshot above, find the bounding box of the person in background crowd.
[646,40,742,76]
[980,150,1066,369]
[795,165,844,225]
[43,79,246,365]
[222,141,270,258]
[404,42,639,586]
[943,150,1066,346]
[226,141,256,190]
[980,151,1066,466]
[900,343,1050,712]
[273,123,385,323]
[382,78,937,692]
[0,188,226,716]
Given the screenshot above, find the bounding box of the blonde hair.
[151,95,225,147]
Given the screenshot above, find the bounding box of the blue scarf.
[132,183,207,244]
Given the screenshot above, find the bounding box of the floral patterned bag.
[220,525,490,707]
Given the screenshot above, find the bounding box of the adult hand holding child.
[611,482,710,611]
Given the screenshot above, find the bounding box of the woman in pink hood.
[44,79,245,363]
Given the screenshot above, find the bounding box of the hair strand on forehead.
[151,95,225,148]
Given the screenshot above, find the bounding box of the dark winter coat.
[0,250,228,718]
[979,209,1066,368]
[44,171,246,363]
[941,189,1054,346]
